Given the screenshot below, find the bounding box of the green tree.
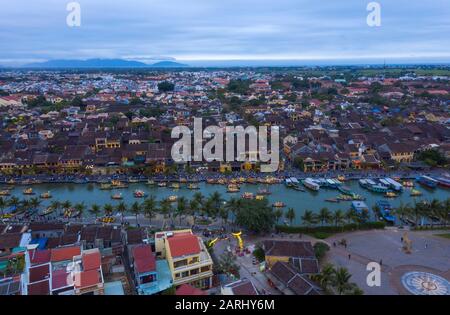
[301,209,316,227]
[116,202,127,223]
[318,207,332,226]
[143,196,157,224]
[89,203,101,220]
[332,267,353,295]
[234,199,276,233]
[332,209,345,227]
[285,207,296,225]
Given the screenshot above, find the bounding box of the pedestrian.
[425,243,428,249]
[401,237,403,242]
[348,254,351,260]
[333,242,336,247]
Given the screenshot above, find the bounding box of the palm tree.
[314,263,335,293]
[116,202,127,223]
[332,267,352,295]
[285,208,296,225]
[332,209,345,227]
[301,209,316,227]
[130,201,141,226]
[74,202,85,221]
[89,203,101,220]
[8,196,20,209]
[188,198,200,225]
[103,203,114,217]
[61,200,72,210]
[345,208,358,224]
[225,198,240,225]
[412,201,426,226]
[192,192,204,207]
[176,196,188,225]
[159,199,172,219]
[143,196,157,224]
[219,207,229,225]
[274,208,283,224]
[396,201,411,223]
[318,207,332,226]
[50,200,60,213]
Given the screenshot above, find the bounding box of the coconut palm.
[345,208,358,224]
[314,263,335,293]
[176,196,188,225]
[116,202,127,224]
[285,208,296,225]
[332,267,353,295]
[274,208,283,224]
[192,192,204,207]
[61,200,72,210]
[50,200,60,212]
[143,196,157,224]
[103,203,114,216]
[29,197,41,211]
[159,199,172,219]
[130,201,141,226]
[8,196,20,208]
[332,209,345,227]
[74,202,85,220]
[318,207,332,226]
[89,203,101,220]
[225,198,240,225]
[301,209,316,227]
[0,197,6,215]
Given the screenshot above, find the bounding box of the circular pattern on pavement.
[401,272,450,295]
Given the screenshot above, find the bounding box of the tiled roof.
[167,233,201,257]
[176,283,206,295]
[50,246,81,262]
[132,244,156,274]
[263,240,315,259]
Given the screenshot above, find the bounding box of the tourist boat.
[128,178,139,183]
[100,183,112,190]
[238,177,246,184]
[383,178,403,192]
[402,181,414,187]
[285,178,293,188]
[385,191,398,198]
[247,178,257,184]
[171,183,180,189]
[111,193,123,200]
[337,194,353,201]
[147,180,155,186]
[158,182,167,187]
[40,191,52,199]
[338,186,353,196]
[168,195,178,202]
[436,176,450,188]
[188,183,200,190]
[227,184,240,193]
[257,188,271,195]
[23,188,34,195]
[111,180,128,188]
[207,178,216,184]
[242,192,254,200]
[326,179,342,188]
[255,195,265,201]
[0,190,11,196]
[325,198,340,203]
[302,178,320,191]
[179,178,188,183]
[376,200,396,224]
[410,189,422,197]
[417,175,438,189]
[272,202,286,208]
[1,213,14,220]
[133,190,146,198]
[98,216,116,224]
[7,179,15,185]
[337,175,346,182]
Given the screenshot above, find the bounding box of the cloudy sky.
[0,0,449,65]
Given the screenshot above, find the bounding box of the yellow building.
[154,230,213,289]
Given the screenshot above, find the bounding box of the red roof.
[132,244,156,274]
[29,264,50,283]
[74,269,102,289]
[50,246,81,262]
[176,284,206,296]
[82,250,101,271]
[51,269,73,290]
[28,279,50,295]
[30,249,51,265]
[167,234,200,257]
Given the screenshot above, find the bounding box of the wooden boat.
[147,180,155,186]
[111,193,123,200]
[168,195,178,202]
[40,191,52,199]
[337,175,346,182]
[111,180,128,188]
[257,188,271,195]
[23,188,35,195]
[207,178,216,184]
[134,190,146,198]
[179,178,188,183]
[410,189,422,197]
[272,202,286,208]
[100,183,112,190]
[247,178,257,184]
[402,181,414,187]
[385,191,398,198]
[171,183,180,189]
[128,178,139,183]
[0,190,11,196]
[188,183,200,190]
[7,179,15,185]
[227,184,240,193]
[242,192,254,200]
[1,213,15,219]
[255,195,265,201]
[158,182,167,187]
[337,194,353,201]
[325,198,340,203]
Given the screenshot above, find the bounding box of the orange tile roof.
[82,251,101,271]
[74,269,101,289]
[50,246,81,262]
[167,234,200,257]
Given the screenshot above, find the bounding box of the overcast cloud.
[0,0,449,65]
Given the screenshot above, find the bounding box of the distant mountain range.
[24,58,188,68]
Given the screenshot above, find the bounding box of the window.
[190,268,199,276]
[189,257,199,264]
[173,259,188,268]
[141,274,156,284]
[200,266,210,273]
[181,271,189,278]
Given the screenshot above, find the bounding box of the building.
[221,278,259,295]
[155,230,213,289]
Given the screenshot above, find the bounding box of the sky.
[0,0,449,66]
